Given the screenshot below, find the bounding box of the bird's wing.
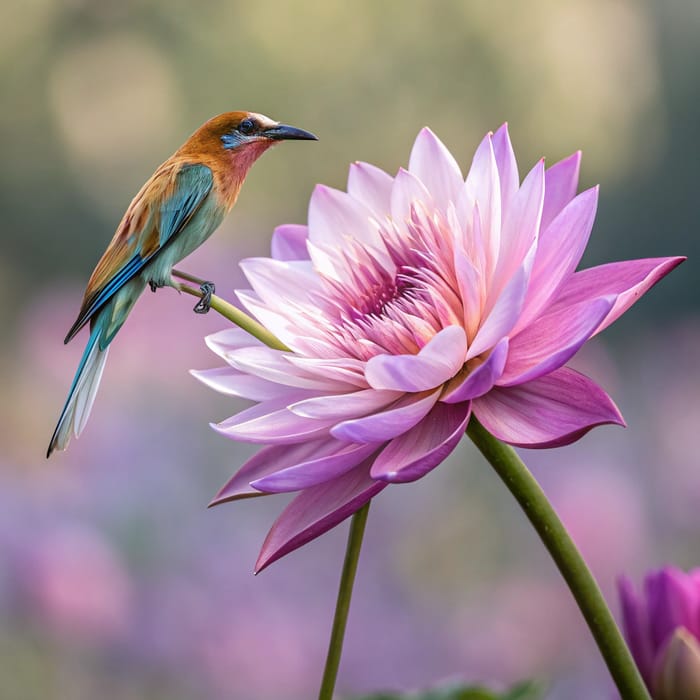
[64,162,214,343]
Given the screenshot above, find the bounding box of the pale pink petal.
[189,367,282,401]
[210,439,342,504]
[255,460,386,572]
[308,184,382,250]
[205,327,262,360]
[541,151,582,233]
[240,257,318,308]
[453,241,484,341]
[347,162,394,217]
[549,257,686,337]
[408,127,464,210]
[499,296,614,386]
[492,123,519,218]
[365,326,467,392]
[252,441,379,493]
[472,367,625,448]
[467,252,531,359]
[286,356,369,388]
[464,132,501,276]
[331,389,441,443]
[235,289,305,351]
[289,388,402,420]
[370,402,471,482]
[271,224,310,261]
[391,168,432,226]
[226,346,360,391]
[495,159,544,289]
[212,393,335,443]
[515,186,599,334]
[442,338,509,403]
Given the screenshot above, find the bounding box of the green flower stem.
[318,502,371,700]
[466,417,650,700]
[178,284,290,351]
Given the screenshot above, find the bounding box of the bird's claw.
[149,281,158,293]
[193,281,215,314]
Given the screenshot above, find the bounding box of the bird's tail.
[47,326,110,457]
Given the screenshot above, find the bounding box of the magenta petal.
[210,441,336,504]
[515,186,599,334]
[472,367,625,448]
[365,326,467,392]
[646,567,700,650]
[541,151,581,232]
[499,296,614,386]
[255,460,386,572]
[190,367,282,401]
[443,338,509,402]
[618,576,654,686]
[550,257,686,337]
[331,389,441,443]
[252,441,379,493]
[270,224,310,261]
[370,402,471,483]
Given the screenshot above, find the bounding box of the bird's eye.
[238,118,256,135]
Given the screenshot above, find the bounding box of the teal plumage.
[47,111,316,457]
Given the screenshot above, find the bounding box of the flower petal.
[255,460,386,572]
[541,151,581,232]
[190,367,282,401]
[331,389,441,443]
[515,186,599,334]
[205,327,262,360]
[472,367,625,448]
[646,567,700,650]
[252,440,379,493]
[499,296,614,386]
[289,388,402,420]
[240,257,318,308]
[492,123,519,218]
[271,224,310,261]
[365,326,467,392]
[549,257,686,337]
[618,575,655,686]
[408,127,464,210]
[391,168,432,227]
[443,337,509,402]
[347,161,394,217]
[212,393,334,444]
[370,402,471,482]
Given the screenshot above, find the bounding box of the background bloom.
[619,567,700,699]
[195,125,683,571]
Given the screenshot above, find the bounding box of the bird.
[47,111,317,457]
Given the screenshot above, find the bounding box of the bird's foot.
[193,281,216,314]
[149,281,158,293]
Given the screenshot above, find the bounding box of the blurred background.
[0,1,698,698]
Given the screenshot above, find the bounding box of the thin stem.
[178,284,290,351]
[466,417,650,700]
[318,502,371,700]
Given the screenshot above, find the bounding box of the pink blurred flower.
[194,124,682,571]
[619,567,700,699]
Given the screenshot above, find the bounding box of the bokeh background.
[1,2,698,699]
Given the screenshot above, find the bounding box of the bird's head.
[182,111,317,161]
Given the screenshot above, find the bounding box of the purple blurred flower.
[619,567,700,699]
[194,125,683,571]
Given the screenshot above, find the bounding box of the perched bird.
[47,111,317,457]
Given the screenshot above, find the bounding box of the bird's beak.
[263,123,318,141]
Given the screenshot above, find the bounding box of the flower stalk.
[318,502,370,700]
[466,417,650,700]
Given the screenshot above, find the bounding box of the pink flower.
[194,125,683,571]
[619,567,700,698]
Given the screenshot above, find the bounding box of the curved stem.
[318,502,371,700]
[178,284,290,351]
[466,417,650,700]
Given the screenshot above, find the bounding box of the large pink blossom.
[193,125,683,572]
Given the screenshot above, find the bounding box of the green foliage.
[350,680,543,700]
